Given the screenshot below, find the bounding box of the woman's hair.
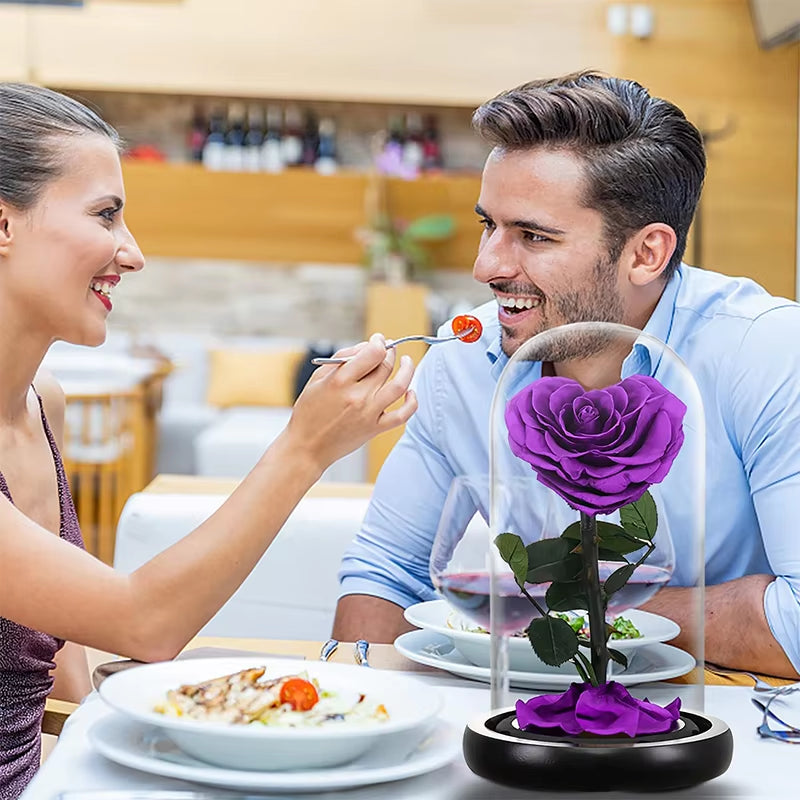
[0,83,120,210]
[472,71,706,280]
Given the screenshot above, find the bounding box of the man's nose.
[473,229,515,283]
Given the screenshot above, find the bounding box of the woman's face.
[0,133,144,347]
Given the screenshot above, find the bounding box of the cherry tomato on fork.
[452,314,483,343]
[279,678,320,711]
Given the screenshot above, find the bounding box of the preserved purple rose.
[505,375,686,516]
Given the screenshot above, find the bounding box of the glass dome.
[486,321,705,714]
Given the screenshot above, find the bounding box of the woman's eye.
[98,207,119,223]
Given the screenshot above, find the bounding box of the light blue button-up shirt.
[339,265,800,670]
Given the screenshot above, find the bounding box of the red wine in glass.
[437,563,671,634]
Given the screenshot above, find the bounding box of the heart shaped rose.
[505,374,687,516]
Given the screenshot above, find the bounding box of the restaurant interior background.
[1,0,797,562]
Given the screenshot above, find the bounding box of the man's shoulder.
[677,265,799,327]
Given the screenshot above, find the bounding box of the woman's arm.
[2,337,416,661]
[50,642,92,702]
[34,369,94,700]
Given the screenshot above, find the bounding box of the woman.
[0,83,417,798]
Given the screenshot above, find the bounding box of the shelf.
[121,162,481,269]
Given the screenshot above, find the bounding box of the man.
[333,72,800,678]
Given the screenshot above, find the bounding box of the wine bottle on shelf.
[314,117,338,175]
[402,112,424,175]
[187,107,207,163]
[243,105,265,173]
[422,114,444,172]
[281,105,304,167]
[201,109,227,171]
[261,105,284,173]
[302,110,320,166]
[223,102,247,171]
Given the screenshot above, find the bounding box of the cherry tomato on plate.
[452,314,483,343]
[279,678,320,711]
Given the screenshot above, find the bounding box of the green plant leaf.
[494,533,528,586]
[545,581,590,612]
[604,563,637,595]
[620,491,658,541]
[560,521,582,541]
[597,547,629,562]
[527,616,580,666]
[608,648,629,669]
[526,538,582,583]
[561,520,643,553]
[403,214,455,241]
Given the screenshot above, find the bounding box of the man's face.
[473,147,626,357]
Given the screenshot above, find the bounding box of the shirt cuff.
[763,576,800,674]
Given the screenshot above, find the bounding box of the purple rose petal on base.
[516,682,681,737]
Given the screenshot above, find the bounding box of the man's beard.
[500,254,625,358]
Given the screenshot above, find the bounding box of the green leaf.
[562,520,643,555]
[620,491,658,541]
[526,538,582,583]
[545,581,589,612]
[597,547,629,562]
[527,616,580,666]
[608,648,629,669]
[604,563,637,596]
[403,215,455,241]
[494,533,528,586]
[560,521,582,541]
[596,526,649,555]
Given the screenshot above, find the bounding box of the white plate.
[98,657,442,771]
[89,713,460,793]
[394,630,694,689]
[404,601,680,673]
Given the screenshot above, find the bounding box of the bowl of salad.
[404,600,680,673]
[98,657,442,770]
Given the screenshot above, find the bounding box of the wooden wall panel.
[121,163,482,269]
[609,0,798,297]
[0,7,29,81]
[28,0,613,104]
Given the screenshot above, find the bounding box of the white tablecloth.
[23,677,791,800]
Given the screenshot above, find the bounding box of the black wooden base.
[463,708,733,792]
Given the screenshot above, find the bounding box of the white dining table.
[22,651,794,800]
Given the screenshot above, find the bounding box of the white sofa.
[114,490,371,640]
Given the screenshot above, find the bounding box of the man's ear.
[626,223,677,287]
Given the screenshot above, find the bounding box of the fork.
[354,639,371,667]
[319,638,339,662]
[708,666,790,692]
[311,328,475,365]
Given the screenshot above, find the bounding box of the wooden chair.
[61,388,144,564]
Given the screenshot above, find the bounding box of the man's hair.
[472,71,706,280]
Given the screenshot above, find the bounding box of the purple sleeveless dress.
[0,393,85,800]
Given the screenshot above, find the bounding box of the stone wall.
[108,257,491,344]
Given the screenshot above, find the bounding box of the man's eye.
[478,218,495,231]
[522,231,547,243]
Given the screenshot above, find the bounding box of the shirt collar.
[621,265,682,378]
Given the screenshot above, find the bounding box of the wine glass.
[430,475,677,640]
[430,475,554,636]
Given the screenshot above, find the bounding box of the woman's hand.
[286,333,418,473]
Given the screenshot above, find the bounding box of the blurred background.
[2,0,796,560]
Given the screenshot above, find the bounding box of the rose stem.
[580,511,608,685]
